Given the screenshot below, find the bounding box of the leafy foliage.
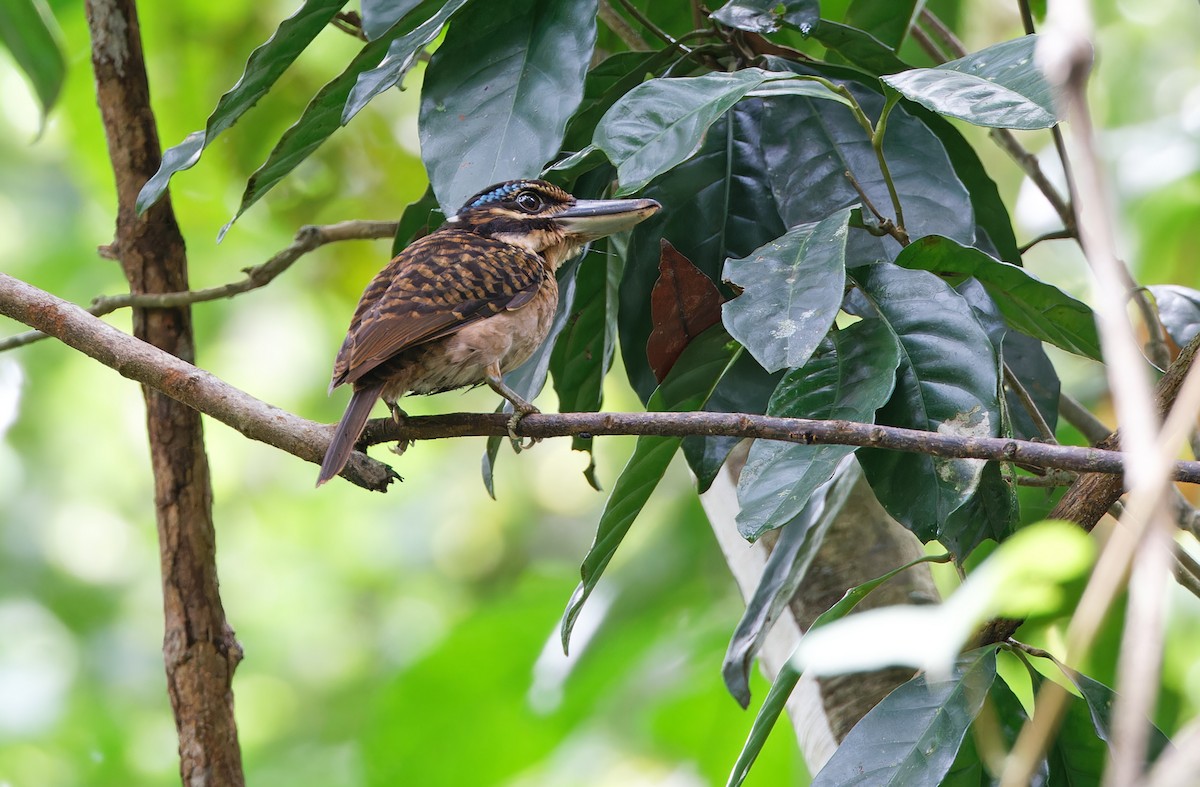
[7,1,1194,784]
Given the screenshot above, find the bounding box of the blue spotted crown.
[466,181,531,209]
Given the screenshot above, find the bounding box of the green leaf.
[620,101,787,402]
[843,0,922,49]
[810,647,998,786]
[810,552,952,630]
[727,659,802,787]
[343,0,471,124]
[807,19,910,75]
[736,318,901,540]
[896,235,1101,360]
[480,254,583,497]
[419,0,598,214]
[723,460,859,708]
[360,0,422,39]
[594,68,847,195]
[1047,691,1109,785]
[220,7,447,238]
[550,244,618,468]
[722,209,851,373]
[560,327,740,650]
[943,674,1047,786]
[1149,284,1200,348]
[852,263,1001,541]
[883,36,1059,130]
[1003,330,1060,441]
[758,63,975,261]
[1063,670,1172,763]
[562,48,683,153]
[390,185,444,257]
[138,0,348,214]
[0,0,65,121]
[710,0,818,34]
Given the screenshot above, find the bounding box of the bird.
[316,179,661,486]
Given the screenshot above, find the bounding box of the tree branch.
[6,271,1200,491]
[0,219,397,352]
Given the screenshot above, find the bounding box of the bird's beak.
[555,198,661,240]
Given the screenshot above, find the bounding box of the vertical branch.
[84,1,244,784]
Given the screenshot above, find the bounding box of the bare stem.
[0,219,397,352]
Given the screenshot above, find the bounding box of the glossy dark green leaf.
[594,68,848,195]
[562,48,683,152]
[1004,330,1060,441]
[1047,692,1108,786]
[758,67,974,263]
[896,235,1101,360]
[391,185,444,257]
[710,0,818,34]
[811,647,998,786]
[561,327,740,650]
[1064,670,1171,762]
[480,254,583,498]
[939,461,1018,560]
[736,318,901,540]
[723,460,859,708]
[343,0,471,124]
[419,0,597,213]
[1149,284,1200,348]
[219,7,437,238]
[943,674,1047,786]
[621,101,787,402]
[913,108,1022,264]
[728,659,802,787]
[550,245,617,473]
[722,208,850,373]
[808,19,909,74]
[843,0,921,49]
[138,0,348,214]
[852,263,1002,542]
[883,36,1059,130]
[0,0,65,120]
[360,0,422,39]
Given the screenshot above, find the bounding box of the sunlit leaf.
[138,0,348,214]
[0,0,65,121]
[722,209,850,373]
[419,0,597,213]
[736,318,900,540]
[883,36,1059,130]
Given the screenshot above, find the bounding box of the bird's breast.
[405,273,559,395]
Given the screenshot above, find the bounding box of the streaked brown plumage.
[317,179,660,486]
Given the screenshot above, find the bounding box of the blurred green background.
[1,0,1198,784]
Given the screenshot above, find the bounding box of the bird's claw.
[507,408,540,453]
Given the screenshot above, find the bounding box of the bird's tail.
[316,383,384,487]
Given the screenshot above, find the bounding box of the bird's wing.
[332,231,546,388]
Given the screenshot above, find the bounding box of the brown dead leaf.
[646,239,725,383]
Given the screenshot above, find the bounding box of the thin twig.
[1058,392,1112,444]
[991,128,1077,233]
[919,9,967,58]
[1016,469,1076,487]
[910,23,949,64]
[614,0,681,48]
[1018,0,1037,35]
[844,170,908,245]
[0,220,397,352]
[1018,228,1074,253]
[1005,362,1057,442]
[331,11,368,41]
[598,0,649,50]
[1130,285,1172,370]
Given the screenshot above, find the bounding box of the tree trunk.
[85,1,244,783]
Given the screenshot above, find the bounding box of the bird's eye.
[515,191,543,213]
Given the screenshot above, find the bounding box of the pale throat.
[492,230,583,272]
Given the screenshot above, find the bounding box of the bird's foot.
[507,406,541,453]
[386,401,412,455]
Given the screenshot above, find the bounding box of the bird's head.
[446,179,661,269]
